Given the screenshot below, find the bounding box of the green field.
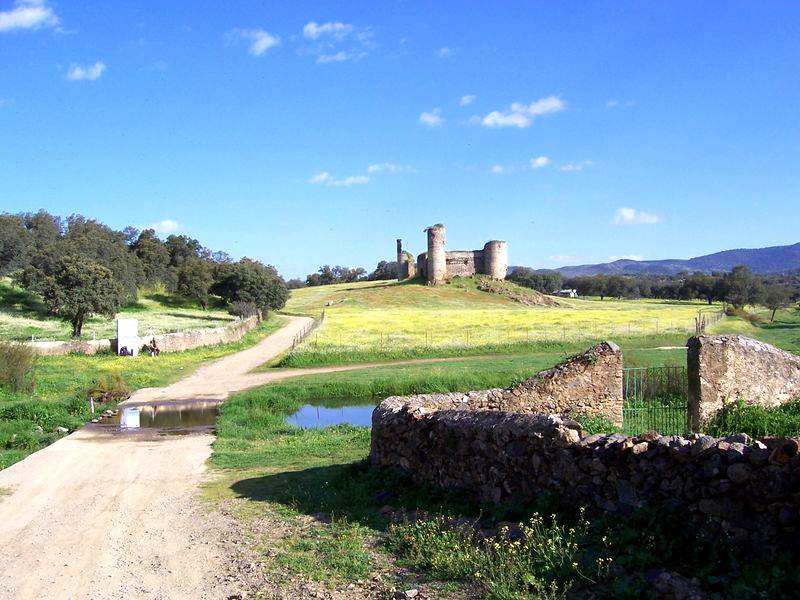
[281,278,726,366]
[0,278,237,341]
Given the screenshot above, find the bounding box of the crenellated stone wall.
[371,399,800,546]
[688,334,800,429]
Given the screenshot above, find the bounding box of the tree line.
[0,211,288,337]
[509,266,798,321]
[289,260,398,289]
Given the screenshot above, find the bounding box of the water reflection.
[109,401,220,431]
[286,403,376,429]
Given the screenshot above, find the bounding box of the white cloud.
[316,50,367,63]
[66,61,106,81]
[607,99,636,109]
[0,0,59,33]
[367,162,410,174]
[419,108,443,127]
[459,94,476,106]
[559,160,593,172]
[233,28,280,56]
[308,171,369,187]
[300,21,372,63]
[530,156,551,169]
[148,219,180,235]
[309,171,332,184]
[609,254,645,261]
[480,96,565,128]
[302,21,354,40]
[0,98,8,108]
[335,175,369,187]
[612,207,661,226]
[438,46,452,58]
[490,165,504,174]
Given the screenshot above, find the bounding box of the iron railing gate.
[623,366,689,435]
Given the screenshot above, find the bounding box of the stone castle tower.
[396,224,508,285]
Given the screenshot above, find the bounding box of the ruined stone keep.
[396,223,508,284]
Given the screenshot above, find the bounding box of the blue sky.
[1,1,799,278]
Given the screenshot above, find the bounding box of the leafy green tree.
[369,260,398,281]
[212,258,288,313]
[61,215,142,300]
[508,268,561,293]
[604,275,629,299]
[33,256,124,337]
[132,229,172,287]
[176,260,213,309]
[725,265,764,308]
[0,214,29,275]
[165,234,209,267]
[764,284,792,321]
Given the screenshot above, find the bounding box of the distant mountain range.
[527,242,800,277]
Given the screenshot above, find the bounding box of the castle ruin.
[396,224,508,285]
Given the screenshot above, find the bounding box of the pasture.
[0,278,236,341]
[281,278,726,366]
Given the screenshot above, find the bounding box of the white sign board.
[117,318,139,357]
[119,407,141,429]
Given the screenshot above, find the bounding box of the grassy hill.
[281,277,722,366]
[0,278,237,341]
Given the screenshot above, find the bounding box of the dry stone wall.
[28,314,261,356]
[688,334,800,429]
[146,313,261,353]
[371,399,800,546]
[504,341,623,425]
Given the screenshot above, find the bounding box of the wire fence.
[622,366,690,435]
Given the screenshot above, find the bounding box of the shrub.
[574,413,621,435]
[87,372,130,403]
[228,300,259,319]
[0,341,37,394]
[725,305,763,325]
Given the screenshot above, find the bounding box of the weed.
[0,341,37,393]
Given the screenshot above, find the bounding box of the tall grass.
[0,342,37,394]
[707,399,800,438]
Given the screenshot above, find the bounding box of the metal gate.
[623,366,689,435]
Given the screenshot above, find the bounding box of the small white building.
[116,318,140,356]
[554,288,578,298]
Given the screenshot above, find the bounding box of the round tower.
[426,224,447,285]
[396,239,405,281]
[483,240,508,280]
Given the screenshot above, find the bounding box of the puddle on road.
[286,401,376,429]
[101,400,220,433]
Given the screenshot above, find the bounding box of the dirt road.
[0,430,234,599]
[126,315,314,403]
[0,316,315,599]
